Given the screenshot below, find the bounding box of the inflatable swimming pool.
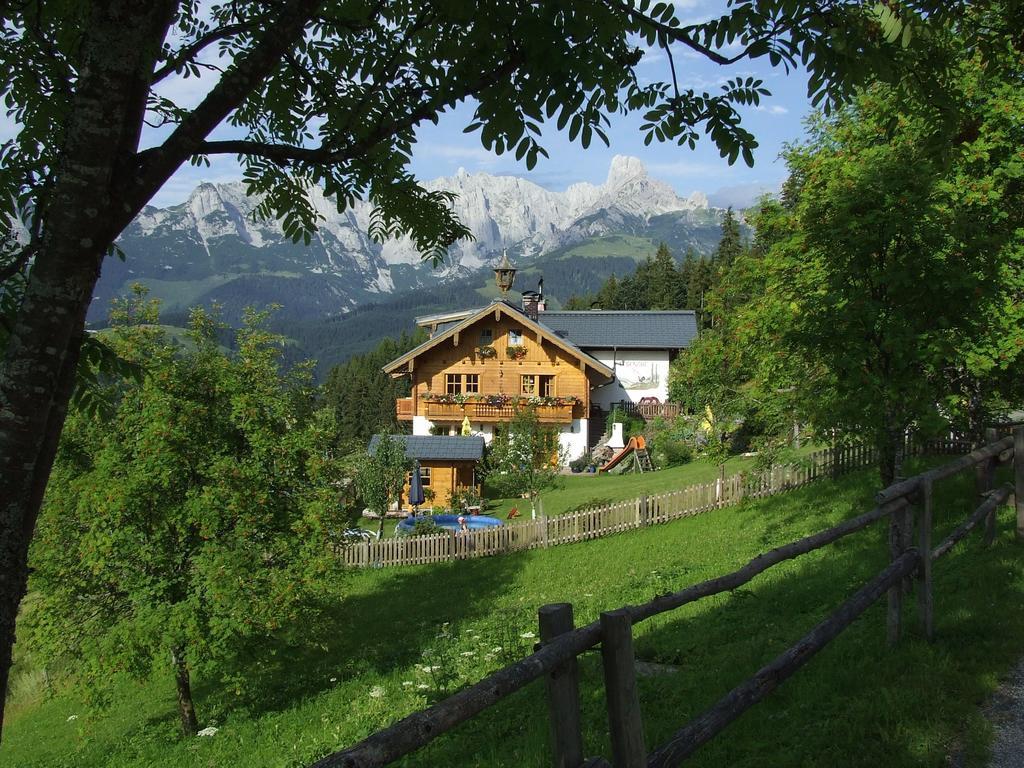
[397,514,503,533]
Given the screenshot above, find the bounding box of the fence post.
[449,529,457,562]
[639,495,649,526]
[541,515,549,548]
[600,609,646,768]
[916,479,934,641]
[982,427,998,546]
[1015,427,1024,541]
[539,604,584,768]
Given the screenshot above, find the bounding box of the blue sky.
[1,0,815,210]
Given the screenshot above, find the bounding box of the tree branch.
[190,50,525,172]
[601,0,804,67]
[151,23,251,84]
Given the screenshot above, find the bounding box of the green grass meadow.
[3,458,1024,767]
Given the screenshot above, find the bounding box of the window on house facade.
[539,374,555,397]
[521,374,536,395]
[445,373,462,394]
[508,328,523,345]
[464,374,479,393]
[479,328,493,344]
[408,467,431,486]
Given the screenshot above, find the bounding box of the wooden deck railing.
[611,400,682,421]
[424,401,575,424]
[318,428,1024,768]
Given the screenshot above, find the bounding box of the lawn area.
[4,458,1024,768]
[357,455,768,536]
[483,454,763,520]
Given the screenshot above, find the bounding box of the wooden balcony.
[396,397,414,421]
[425,400,575,424]
[612,400,682,421]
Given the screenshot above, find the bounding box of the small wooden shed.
[367,434,485,512]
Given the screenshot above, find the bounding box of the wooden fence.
[342,440,962,569]
[313,428,1024,768]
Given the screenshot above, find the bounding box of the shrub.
[609,406,645,438]
[650,415,698,468]
[449,486,482,511]
[569,455,590,473]
[408,517,440,536]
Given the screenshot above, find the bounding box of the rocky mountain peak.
[606,154,648,187]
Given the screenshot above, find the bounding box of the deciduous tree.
[25,296,346,736]
[732,43,1024,485]
[485,407,565,518]
[359,433,410,539]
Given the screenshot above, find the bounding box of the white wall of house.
[588,348,671,409]
[412,415,433,436]
[559,418,589,463]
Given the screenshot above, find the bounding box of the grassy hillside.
[4,459,1023,768]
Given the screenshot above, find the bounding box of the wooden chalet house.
[383,254,698,465]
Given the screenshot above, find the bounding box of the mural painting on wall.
[615,361,661,391]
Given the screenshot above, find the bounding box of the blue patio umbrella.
[408,460,425,514]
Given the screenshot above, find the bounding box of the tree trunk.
[0,1,180,737]
[877,425,905,489]
[0,0,332,739]
[171,646,199,737]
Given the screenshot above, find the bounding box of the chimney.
[521,290,540,321]
[537,277,545,312]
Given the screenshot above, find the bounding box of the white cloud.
[418,143,500,167]
[754,104,789,115]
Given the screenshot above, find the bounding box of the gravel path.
[985,658,1024,768]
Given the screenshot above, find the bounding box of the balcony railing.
[611,400,682,421]
[425,401,574,424]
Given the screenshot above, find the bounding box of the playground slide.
[599,436,645,473]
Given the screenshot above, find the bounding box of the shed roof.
[368,434,485,462]
[537,310,698,350]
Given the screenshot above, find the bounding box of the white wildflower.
[329,677,337,683]
[197,726,219,737]
[460,651,475,657]
[417,683,429,690]
[401,681,414,687]
[369,686,385,699]
[492,646,503,653]
[520,632,536,639]
[66,714,78,722]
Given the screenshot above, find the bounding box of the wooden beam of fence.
[645,550,921,768]
[538,604,584,768]
[1016,427,1024,540]
[878,437,1013,504]
[626,498,906,626]
[931,485,1012,561]
[601,610,647,768]
[917,479,934,641]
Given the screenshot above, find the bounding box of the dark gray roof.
[538,310,698,350]
[368,434,485,461]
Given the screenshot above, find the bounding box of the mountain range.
[91,155,732,330]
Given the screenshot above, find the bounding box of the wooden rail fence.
[314,428,1024,768]
[343,439,965,569]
